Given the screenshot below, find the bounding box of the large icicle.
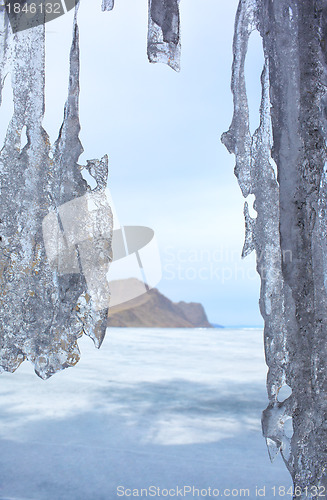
[0,5,112,379]
[223,0,327,496]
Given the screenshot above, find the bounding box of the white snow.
[0,328,292,499]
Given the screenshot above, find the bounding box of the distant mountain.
[107,278,213,328]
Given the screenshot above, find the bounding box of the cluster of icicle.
[0,0,181,379]
[222,0,327,497]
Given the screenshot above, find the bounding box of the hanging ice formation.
[0,3,113,379]
[102,0,181,71]
[222,0,327,496]
[0,0,180,379]
[147,0,181,71]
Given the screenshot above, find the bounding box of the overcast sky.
[6,0,266,326]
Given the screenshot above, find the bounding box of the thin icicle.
[147,0,181,71]
[0,4,112,379]
[224,0,327,494]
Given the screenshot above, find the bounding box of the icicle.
[222,0,292,478]
[5,0,66,33]
[0,4,112,379]
[98,0,182,71]
[102,0,114,11]
[224,0,327,494]
[147,0,181,71]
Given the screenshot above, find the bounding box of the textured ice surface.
[223,0,327,496]
[0,5,112,379]
[101,0,114,11]
[100,0,181,70]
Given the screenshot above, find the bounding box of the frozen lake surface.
[0,328,292,499]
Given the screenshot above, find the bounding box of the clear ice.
[0,0,180,379]
[147,0,181,71]
[0,4,112,379]
[222,0,327,496]
[101,0,114,12]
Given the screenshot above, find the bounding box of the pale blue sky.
[29,1,265,326]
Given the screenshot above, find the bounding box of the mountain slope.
[107,278,212,328]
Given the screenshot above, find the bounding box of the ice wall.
[222,0,327,497]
